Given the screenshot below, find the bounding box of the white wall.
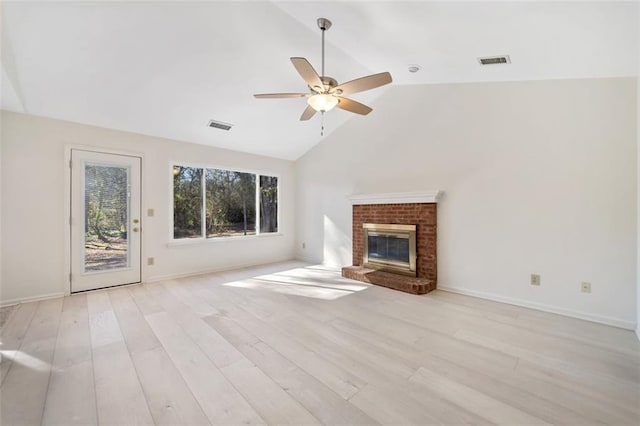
[295,77,637,329]
[637,25,640,339]
[0,111,295,304]
[0,111,3,299]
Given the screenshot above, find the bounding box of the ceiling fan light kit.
[254,17,392,123]
[307,93,339,112]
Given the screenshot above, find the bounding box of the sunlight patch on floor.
[0,350,56,373]
[222,265,369,300]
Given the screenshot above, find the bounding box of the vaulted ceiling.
[1,1,638,160]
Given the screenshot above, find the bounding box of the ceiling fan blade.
[300,105,317,121]
[291,57,324,92]
[336,97,372,115]
[254,93,308,99]
[334,72,392,96]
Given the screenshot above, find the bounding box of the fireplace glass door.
[368,235,411,264]
[363,223,416,276]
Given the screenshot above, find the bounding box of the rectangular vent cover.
[208,120,233,131]
[478,55,511,65]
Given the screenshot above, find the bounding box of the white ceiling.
[1,1,638,160]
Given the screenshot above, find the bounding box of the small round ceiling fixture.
[408,64,421,73]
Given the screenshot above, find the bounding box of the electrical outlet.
[530,274,541,286]
[147,257,155,266]
[581,282,591,293]
[147,208,154,217]
[302,242,306,249]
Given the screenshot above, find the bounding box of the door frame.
[64,145,145,295]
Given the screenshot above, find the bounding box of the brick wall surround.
[352,203,437,282]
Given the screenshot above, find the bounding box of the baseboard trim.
[4,272,633,332]
[144,258,299,283]
[1,292,66,308]
[0,260,300,306]
[437,285,636,331]
[294,253,318,263]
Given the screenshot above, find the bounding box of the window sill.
[167,233,284,248]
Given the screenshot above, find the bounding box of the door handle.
[133,219,140,224]
[133,227,140,232]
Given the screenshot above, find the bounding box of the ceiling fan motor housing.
[311,76,338,93]
[317,18,332,31]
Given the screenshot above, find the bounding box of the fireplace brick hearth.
[342,201,438,295]
[342,266,435,295]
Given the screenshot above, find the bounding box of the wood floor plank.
[147,281,246,369]
[0,298,63,425]
[42,294,97,425]
[208,313,379,425]
[256,302,494,425]
[128,284,163,316]
[87,291,154,426]
[220,359,322,425]
[201,300,366,400]
[131,347,211,426]
[189,278,370,402]
[162,279,219,317]
[144,311,265,425]
[109,287,161,355]
[348,383,443,425]
[432,290,640,355]
[202,280,494,425]
[87,291,124,348]
[514,358,640,424]
[42,360,96,425]
[109,287,210,425]
[455,327,640,394]
[410,367,551,425]
[0,301,38,384]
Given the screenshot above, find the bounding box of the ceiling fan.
[254,17,392,122]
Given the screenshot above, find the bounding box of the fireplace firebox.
[363,223,417,277]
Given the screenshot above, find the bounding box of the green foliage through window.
[260,175,278,233]
[173,165,278,239]
[173,167,203,239]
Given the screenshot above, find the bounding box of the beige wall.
[0,111,295,304]
[295,77,637,329]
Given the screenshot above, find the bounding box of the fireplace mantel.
[349,190,443,205]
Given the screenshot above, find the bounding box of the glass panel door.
[71,150,141,292]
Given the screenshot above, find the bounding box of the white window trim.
[169,162,280,243]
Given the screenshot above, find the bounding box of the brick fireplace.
[341,191,441,295]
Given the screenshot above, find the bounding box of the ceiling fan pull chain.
[321,111,325,136]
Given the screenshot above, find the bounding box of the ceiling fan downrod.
[317,18,331,79]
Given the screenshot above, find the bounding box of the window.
[260,175,278,233]
[206,169,256,237]
[173,165,278,240]
[173,167,203,239]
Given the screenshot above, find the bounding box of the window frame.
[169,161,280,244]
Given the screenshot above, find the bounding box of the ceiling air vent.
[478,55,511,65]
[208,120,233,131]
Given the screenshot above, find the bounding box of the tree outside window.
[173,165,278,240]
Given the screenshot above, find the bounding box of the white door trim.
[64,145,145,295]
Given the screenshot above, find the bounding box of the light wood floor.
[1,261,639,425]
